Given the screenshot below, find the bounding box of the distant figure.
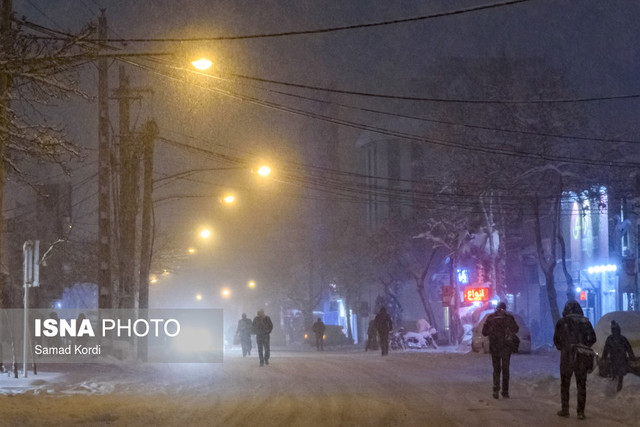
[252,309,273,367]
[365,320,378,352]
[236,313,253,357]
[482,302,519,399]
[374,307,392,356]
[312,318,326,351]
[553,300,596,420]
[602,320,636,392]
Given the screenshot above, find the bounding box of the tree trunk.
[413,249,438,329]
[481,192,498,294]
[557,231,575,300]
[448,253,464,344]
[533,196,561,325]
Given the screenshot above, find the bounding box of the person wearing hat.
[482,301,519,399]
[602,320,636,391]
[553,300,596,420]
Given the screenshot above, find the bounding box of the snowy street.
[1,346,638,426]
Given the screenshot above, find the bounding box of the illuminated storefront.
[565,188,628,323]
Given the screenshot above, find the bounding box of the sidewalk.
[0,368,63,395]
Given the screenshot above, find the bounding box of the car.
[304,324,350,346]
[471,310,531,354]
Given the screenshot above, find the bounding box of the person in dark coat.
[602,320,636,391]
[236,313,253,357]
[553,300,596,420]
[374,307,392,356]
[312,318,326,351]
[365,320,378,352]
[252,309,273,367]
[481,301,519,399]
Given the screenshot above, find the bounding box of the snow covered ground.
[0,344,638,426]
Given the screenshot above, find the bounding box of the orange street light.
[191,58,212,70]
[257,165,271,177]
[221,288,231,298]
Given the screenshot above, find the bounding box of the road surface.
[0,346,637,426]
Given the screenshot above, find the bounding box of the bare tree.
[1,15,96,304]
[414,217,472,344]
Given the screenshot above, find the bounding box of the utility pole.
[138,119,157,362]
[139,119,157,312]
[0,0,12,302]
[113,66,151,310]
[97,10,112,309]
[116,65,138,309]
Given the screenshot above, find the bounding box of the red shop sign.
[463,287,490,303]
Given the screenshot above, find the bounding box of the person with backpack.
[602,320,636,392]
[553,300,596,420]
[482,302,519,399]
[252,309,273,367]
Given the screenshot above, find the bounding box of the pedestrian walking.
[236,313,253,357]
[252,309,273,367]
[374,307,392,356]
[553,300,596,420]
[312,318,326,351]
[481,301,519,399]
[601,320,636,392]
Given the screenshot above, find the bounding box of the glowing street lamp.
[191,58,212,70]
[188,247,197,254]
[196,293,203,301]
[221,288,231,299]
[200,228,211,239]
[248,280,256,289]
[257,165,271,177]
[223,194,235,204]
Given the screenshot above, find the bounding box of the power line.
[144,54,640,106]
[136,55,640,146]
[156,132,623,219]
[225,71,640,105]
[23,0,66,32]
[223,76,640,146]
[122,57,640,170]
[13,18,640,107]
[35,0,534,43]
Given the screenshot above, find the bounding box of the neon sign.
[579,290,587,301]
[463,287,489,303]
[457,268,469,284]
